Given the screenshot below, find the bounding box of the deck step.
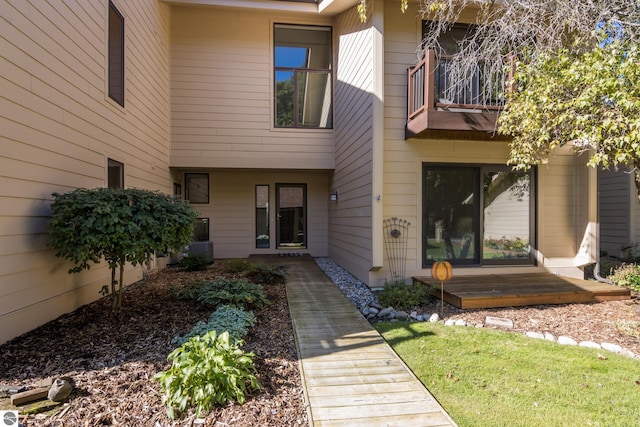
[413,273,631,309]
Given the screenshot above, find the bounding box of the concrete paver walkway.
[280,256,457,427]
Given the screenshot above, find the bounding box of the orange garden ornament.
[431,260,453,315]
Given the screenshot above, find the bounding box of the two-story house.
[0,0,599,344]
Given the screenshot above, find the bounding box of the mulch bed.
[0,265,309,426]
[1,262,638,426]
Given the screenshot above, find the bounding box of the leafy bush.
[243,262,287,285]
[173,305,256,345]
[169,279,206,300]
[221,259,250,274]
[608,263,640,291]
[179,254,210,272]
[197,278,268,309]
[377,280,433,310]
[48,187,197,307]
[155,331,261,419]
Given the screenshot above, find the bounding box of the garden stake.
[431,261,453,316]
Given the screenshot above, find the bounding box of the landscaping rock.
[429,313,440,323]
[378,307,393,318]
[544,332,556,342]
[526,331,545,340]
[368,307,379,315]
[579,341,602,349]
[416,315,424,322]
[369,302,383,310]
[48,378,72,402]
[395,311,409,321]
[485,316,514,329]
[601,342,623,354]
[557,336,577,346]
[454,319,467,326]
[444,319,455,326]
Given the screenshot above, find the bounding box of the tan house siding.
[377,4,592,287]
[329,1,382,283]
[169,6,335,170]
[0,0,171,344]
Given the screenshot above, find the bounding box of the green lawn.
[375,321,640,427]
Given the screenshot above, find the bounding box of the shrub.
[169,279,206,300]
[377,280,433,310]
[243,262,287,285]
[608,263,640,291]
[197,278,268,309]
[221,259,250,274]
[48,187,197,307]
[173,305,256,345]
[179,254,210,272]
[155,331,261,419]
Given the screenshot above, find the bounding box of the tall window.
[107,158,124,188]
[255,185,270,248]
[423,164,535,266]
[274,24,332,128]
[108,1,124,106]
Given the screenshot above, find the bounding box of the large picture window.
[423,164,535,266]
[274,24,332,128]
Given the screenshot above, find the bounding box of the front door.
[276,184,306,249]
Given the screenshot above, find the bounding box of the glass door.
[482,168,532,263]
[424,166,479,264]
[276,184,306,249]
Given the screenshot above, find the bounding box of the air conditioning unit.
[185,241,214,264]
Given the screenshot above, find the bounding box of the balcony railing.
[407,49,509,138]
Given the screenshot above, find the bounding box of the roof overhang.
[161,0,360,15]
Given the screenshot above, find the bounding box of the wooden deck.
[413,272,631,309]
[274,255,457,427]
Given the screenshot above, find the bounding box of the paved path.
[281,256,457,427]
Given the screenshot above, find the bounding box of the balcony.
[406,49,508,139]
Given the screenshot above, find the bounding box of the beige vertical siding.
[0,0,171,344]
[599,168,633,257]
[376,3,589,287]
[169,6,335,170]
[328,2,380,283]
[176,170,329,259]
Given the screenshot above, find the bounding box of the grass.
[375,321,640,427]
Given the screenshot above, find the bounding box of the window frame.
[422,163,536,267]
[255,185,270,249]
[107,158,124,188]
[108,1,125,107]
[273,23,333,129]
[185,173,210,204]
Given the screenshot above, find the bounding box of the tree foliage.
[500,39,640,177]
[48,187,198,307]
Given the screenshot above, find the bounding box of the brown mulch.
[412,290,640,356]
[1,264,639,426]
[0,265,309,426]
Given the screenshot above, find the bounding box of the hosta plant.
[155,331,261,419]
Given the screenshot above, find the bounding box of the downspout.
[593,172,611,283]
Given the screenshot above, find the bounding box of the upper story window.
[108,1,125,107]
[274,24,332,129]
